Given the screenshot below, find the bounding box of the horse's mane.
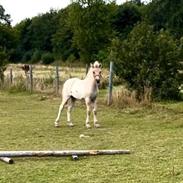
[93,61,101,68]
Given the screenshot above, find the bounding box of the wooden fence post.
[55,65,59,95]
[86,64,89,75]
[9,68,13,85]
[107,62,113,105]
[29,65,33,93]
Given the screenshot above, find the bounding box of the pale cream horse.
[54,61,102,128]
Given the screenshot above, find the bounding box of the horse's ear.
[99,63,102,68]
[90,63,94,68]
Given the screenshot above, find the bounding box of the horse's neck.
[84,69,97,89]
[84,68,94,81]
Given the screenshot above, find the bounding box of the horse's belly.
[71,83,85,99]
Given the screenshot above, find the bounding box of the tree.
[15,10,59,63]
[0,4,16,82]
[112,2,142,39]
[52,7,78,61]
[0,5,11,25]
[68,0,113,63]
[111,22,182,100]
[146,0,183,38]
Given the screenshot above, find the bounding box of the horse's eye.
[99,71,101,75]
[93,71,95,74]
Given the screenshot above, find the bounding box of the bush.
[31,50,42,63]
[110,22,182,100]
[0,50,7,84]
[41,52,55,65]
[22,51,32,62]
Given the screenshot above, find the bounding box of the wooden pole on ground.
[0,157,14,164]
[0,149,130,157]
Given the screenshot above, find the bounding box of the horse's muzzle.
[96,79,100,85]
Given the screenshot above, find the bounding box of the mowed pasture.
[0,91,183,183]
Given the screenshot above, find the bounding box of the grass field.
[0,91,183,183]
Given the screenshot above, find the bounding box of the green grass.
[0,91,183,183]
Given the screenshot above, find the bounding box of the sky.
[1,0,127,26]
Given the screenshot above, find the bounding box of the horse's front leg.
[85,98,92,128]
[93,100,100,128]
[55,98,68,127]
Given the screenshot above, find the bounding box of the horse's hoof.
[68,122,74,127]
[94,123,100,128]
[86,124,91,129]
[55,123,60,128]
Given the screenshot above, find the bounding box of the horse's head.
[90,61,102,85]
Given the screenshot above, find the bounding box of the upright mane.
[93,61,101,68]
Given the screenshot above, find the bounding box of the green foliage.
[22,51,32,62]
[146,0,183,38]
[112,2,142,39]
[41,52,55,65]
[52,8,78,61]
[68,0,113,63]
[31,50,42,63]
[112,22,182,100]
[14,10,59,63]
[0,49,7,84]
[0,4,11,25]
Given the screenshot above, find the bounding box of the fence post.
[86,64,89,75]
[55,65,59,95]
[29,65,33,93]
[9,68,13,85]
[107,62,113,105]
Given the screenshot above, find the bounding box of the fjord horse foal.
[55,61,102,128]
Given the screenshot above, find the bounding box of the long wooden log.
[0,150,130,157]
[0,157,14,164]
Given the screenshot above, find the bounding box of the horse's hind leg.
[55,97,69,127]
[67,97,75,127]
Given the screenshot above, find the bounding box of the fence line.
[4,64,114,103]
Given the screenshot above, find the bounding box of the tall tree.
[0,5,11,25]
[146,0,183,38]
[112,2,142,39]
[0,4,17,82]
[68,0,113,63]
[52,7,78,61]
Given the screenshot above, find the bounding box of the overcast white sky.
[1,0,126,26]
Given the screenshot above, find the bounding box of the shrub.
[110,22,182,100]
[22,51,32,62]
[41,52,55,65]
[0,49,7,85]
[31,50,42,63]
[8,75,27,93]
